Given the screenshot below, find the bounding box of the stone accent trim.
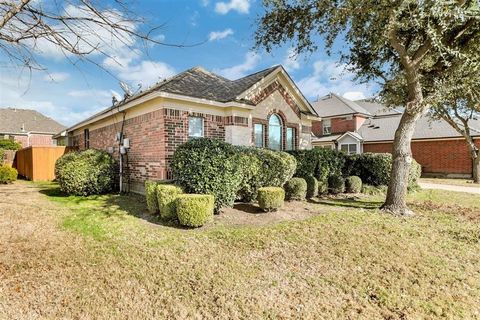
[250,80,302,118]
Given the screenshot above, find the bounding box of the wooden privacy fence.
[14,146,76,181]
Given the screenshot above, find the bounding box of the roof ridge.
[232,65,279,82]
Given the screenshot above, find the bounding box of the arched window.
[268,114,282,150]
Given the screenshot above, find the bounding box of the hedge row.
[289,149,421,190]
[171,138,296,212]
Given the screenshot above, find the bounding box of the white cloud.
[215,0,250,14]
[343,91,366,101]
[208,28,234,41]
[297,60,373,100]
[201,0,210,6]
[117,60,176,87]
[43,72,70,82]
[0,73,114,126]
[283,48,300,72]
[216,51,260,79]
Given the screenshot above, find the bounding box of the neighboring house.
[0,108,66,147]
[64,66,320,192]
[311,93,480,177]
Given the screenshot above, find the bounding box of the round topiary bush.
[157,184,183,220]
[171,138,242,212]
[305,175,319,199]
[175,194,214,227]
[248,148,296,188]
[257,187,285,212]
[55,149,115,196]
[0,165,17,184]
[345,176,362,193]
[284,177,307,201]
[328,174,345,194]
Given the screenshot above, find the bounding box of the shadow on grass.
[232,202,264,214]
[309,197,384,210]
[37,184,185,229]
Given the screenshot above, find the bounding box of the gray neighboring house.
[0,108,66,148]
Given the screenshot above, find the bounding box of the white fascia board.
[66,91,254,132]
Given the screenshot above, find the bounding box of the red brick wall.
[312,120,323,137]
[73,108,227,191]
[331,117,355,134]
[13,134,55,147]
[363,139,480,175]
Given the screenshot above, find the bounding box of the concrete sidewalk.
[419,182,480,194]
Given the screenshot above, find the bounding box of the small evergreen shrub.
[305,176,319,199]
[345,176,362,193]
[0,139,21,151]
[289,148,345,181]
[408,160,422,191]
[328,175,345,194]
[0,149,5,162]
[55,149,115,196]
[318,178,328,195]
[234,149,262,202]
[0,165,17,183]
[175,194,214,227]
[145,180,159,213]
[249,148,296,188]
[157,184,183,220]
[257,187,285,212]
[284,177,307,201]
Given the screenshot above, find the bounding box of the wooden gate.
[14,146,76,181]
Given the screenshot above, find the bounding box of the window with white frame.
[268,114,282,151]
[340,143,358,155]
[188,116,204,138]
[323,119,331,135]
[286,127,295,150]
[254,123,264,147]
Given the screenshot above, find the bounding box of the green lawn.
[2,181,479,319]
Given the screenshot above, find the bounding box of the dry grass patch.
[1,181,479,319]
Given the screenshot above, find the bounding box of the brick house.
[0,108,66,147]
[311,93,480,178]
[64,66,320,192]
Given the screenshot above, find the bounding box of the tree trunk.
[472,151,479,184]
[381,109,423,215]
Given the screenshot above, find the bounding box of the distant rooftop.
[311,93,372,117]
[0,108,66,134]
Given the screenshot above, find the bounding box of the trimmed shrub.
[289,148,345,182]
[248,147,296,188]
[157,184,183,220]
[0,139,21,151]
[343,153,422,190]
[175,194,214,227]
[0,165,17,184]
[0,149,4,162]
[171,139,296,211]
[257,187,285,212]
[145,180,159,213]
[318,178,328,195]
[55,149,115,196]
[284,177,307,201]
[305,175,319,198]
[328,174,345,194]
[234,149,262,202]
[345,176,362,193]
[171,138,242,212]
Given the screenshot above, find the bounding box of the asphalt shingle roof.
[358,114,480,142]
[311,93,372,117]
[354,99,403,117]
[0,108,66,134]
[147,66,279,104]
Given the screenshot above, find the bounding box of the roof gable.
[311,93,372,117]
[0,108,66,134]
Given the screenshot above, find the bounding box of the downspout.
[118,111,127,193]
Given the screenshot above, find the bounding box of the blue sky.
[0,0,376,126]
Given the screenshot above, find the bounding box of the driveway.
[419,182,480,194]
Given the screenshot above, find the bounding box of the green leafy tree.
[255,0,480,215]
